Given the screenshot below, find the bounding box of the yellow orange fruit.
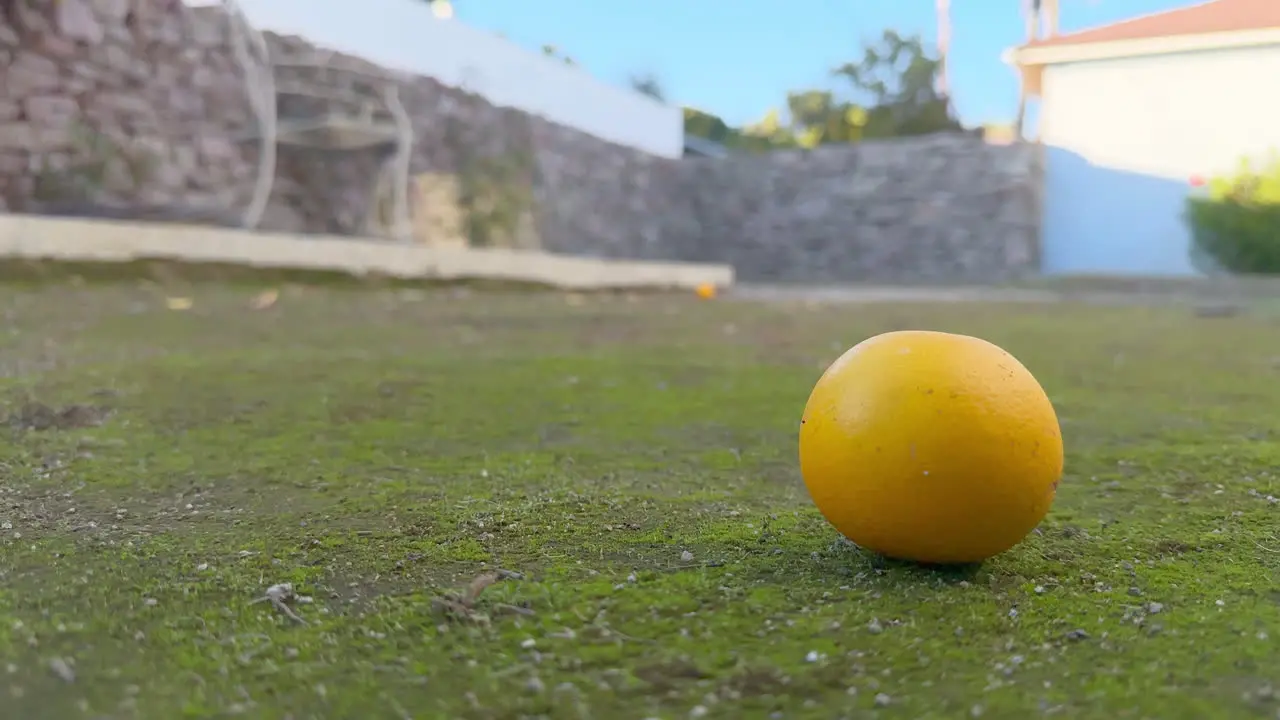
[798,330,1063,564]
[695,283,717,300]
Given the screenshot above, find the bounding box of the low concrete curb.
[0,213,734,291]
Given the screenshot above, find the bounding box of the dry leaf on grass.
[166,297,193,311]
[250,289,279,310]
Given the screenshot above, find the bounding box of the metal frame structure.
[221,0,414,242]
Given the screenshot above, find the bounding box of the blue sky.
[451,0,1198,127]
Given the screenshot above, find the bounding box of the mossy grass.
[1,280,1277,718]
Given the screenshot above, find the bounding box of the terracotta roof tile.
[1023,0,1280,49]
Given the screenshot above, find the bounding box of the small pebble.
[49,658,75,683]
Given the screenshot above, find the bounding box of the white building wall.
[1037,44,1280,275]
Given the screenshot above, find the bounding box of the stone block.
[55,0,106,44]
[410,172,467,248]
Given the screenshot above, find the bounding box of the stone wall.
[537,131,1042,283]
[700,136,1041,283]
[0,0,1042,284]
[0,0,255,217]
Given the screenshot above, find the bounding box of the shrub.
[1186,153,1280,274]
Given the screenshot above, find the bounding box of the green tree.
[629,73,666,102]
[737,109,799,151]
[725,29,961,155]
[682,27,967,156]
[1187,154,1280,273]
[682,108,735,144]
[682,107,801,153]
[784,90,867,148]
[833,30,962,139]
[541,44,576,65]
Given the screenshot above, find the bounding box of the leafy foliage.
[682,107,736,144]
[420,8,963,154]
[540,44,576,65]
[628,73,666,102]
[1186,154,1280,274]
[833,30,961,140]
[683,30,962,153]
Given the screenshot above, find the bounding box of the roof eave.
[1006,26,1280,67]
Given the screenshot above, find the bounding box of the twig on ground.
[249,582,311,625]
[463,568,523,604]
[433,568,526,622]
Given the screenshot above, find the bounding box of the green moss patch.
[0,283,1278,718]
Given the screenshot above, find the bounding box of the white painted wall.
[1038,45,1280,275]
[201,0,683,158]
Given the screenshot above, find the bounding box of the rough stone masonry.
[0,0,1043,284]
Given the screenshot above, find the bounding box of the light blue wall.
[1038,44,1280,276]
[1043,147,1196,276]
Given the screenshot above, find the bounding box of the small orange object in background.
[799,330,1063,564]
[694,283,717,300]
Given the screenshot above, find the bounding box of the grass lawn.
[2,278,1279,719]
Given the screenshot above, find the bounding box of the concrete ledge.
[0,214,734,290]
